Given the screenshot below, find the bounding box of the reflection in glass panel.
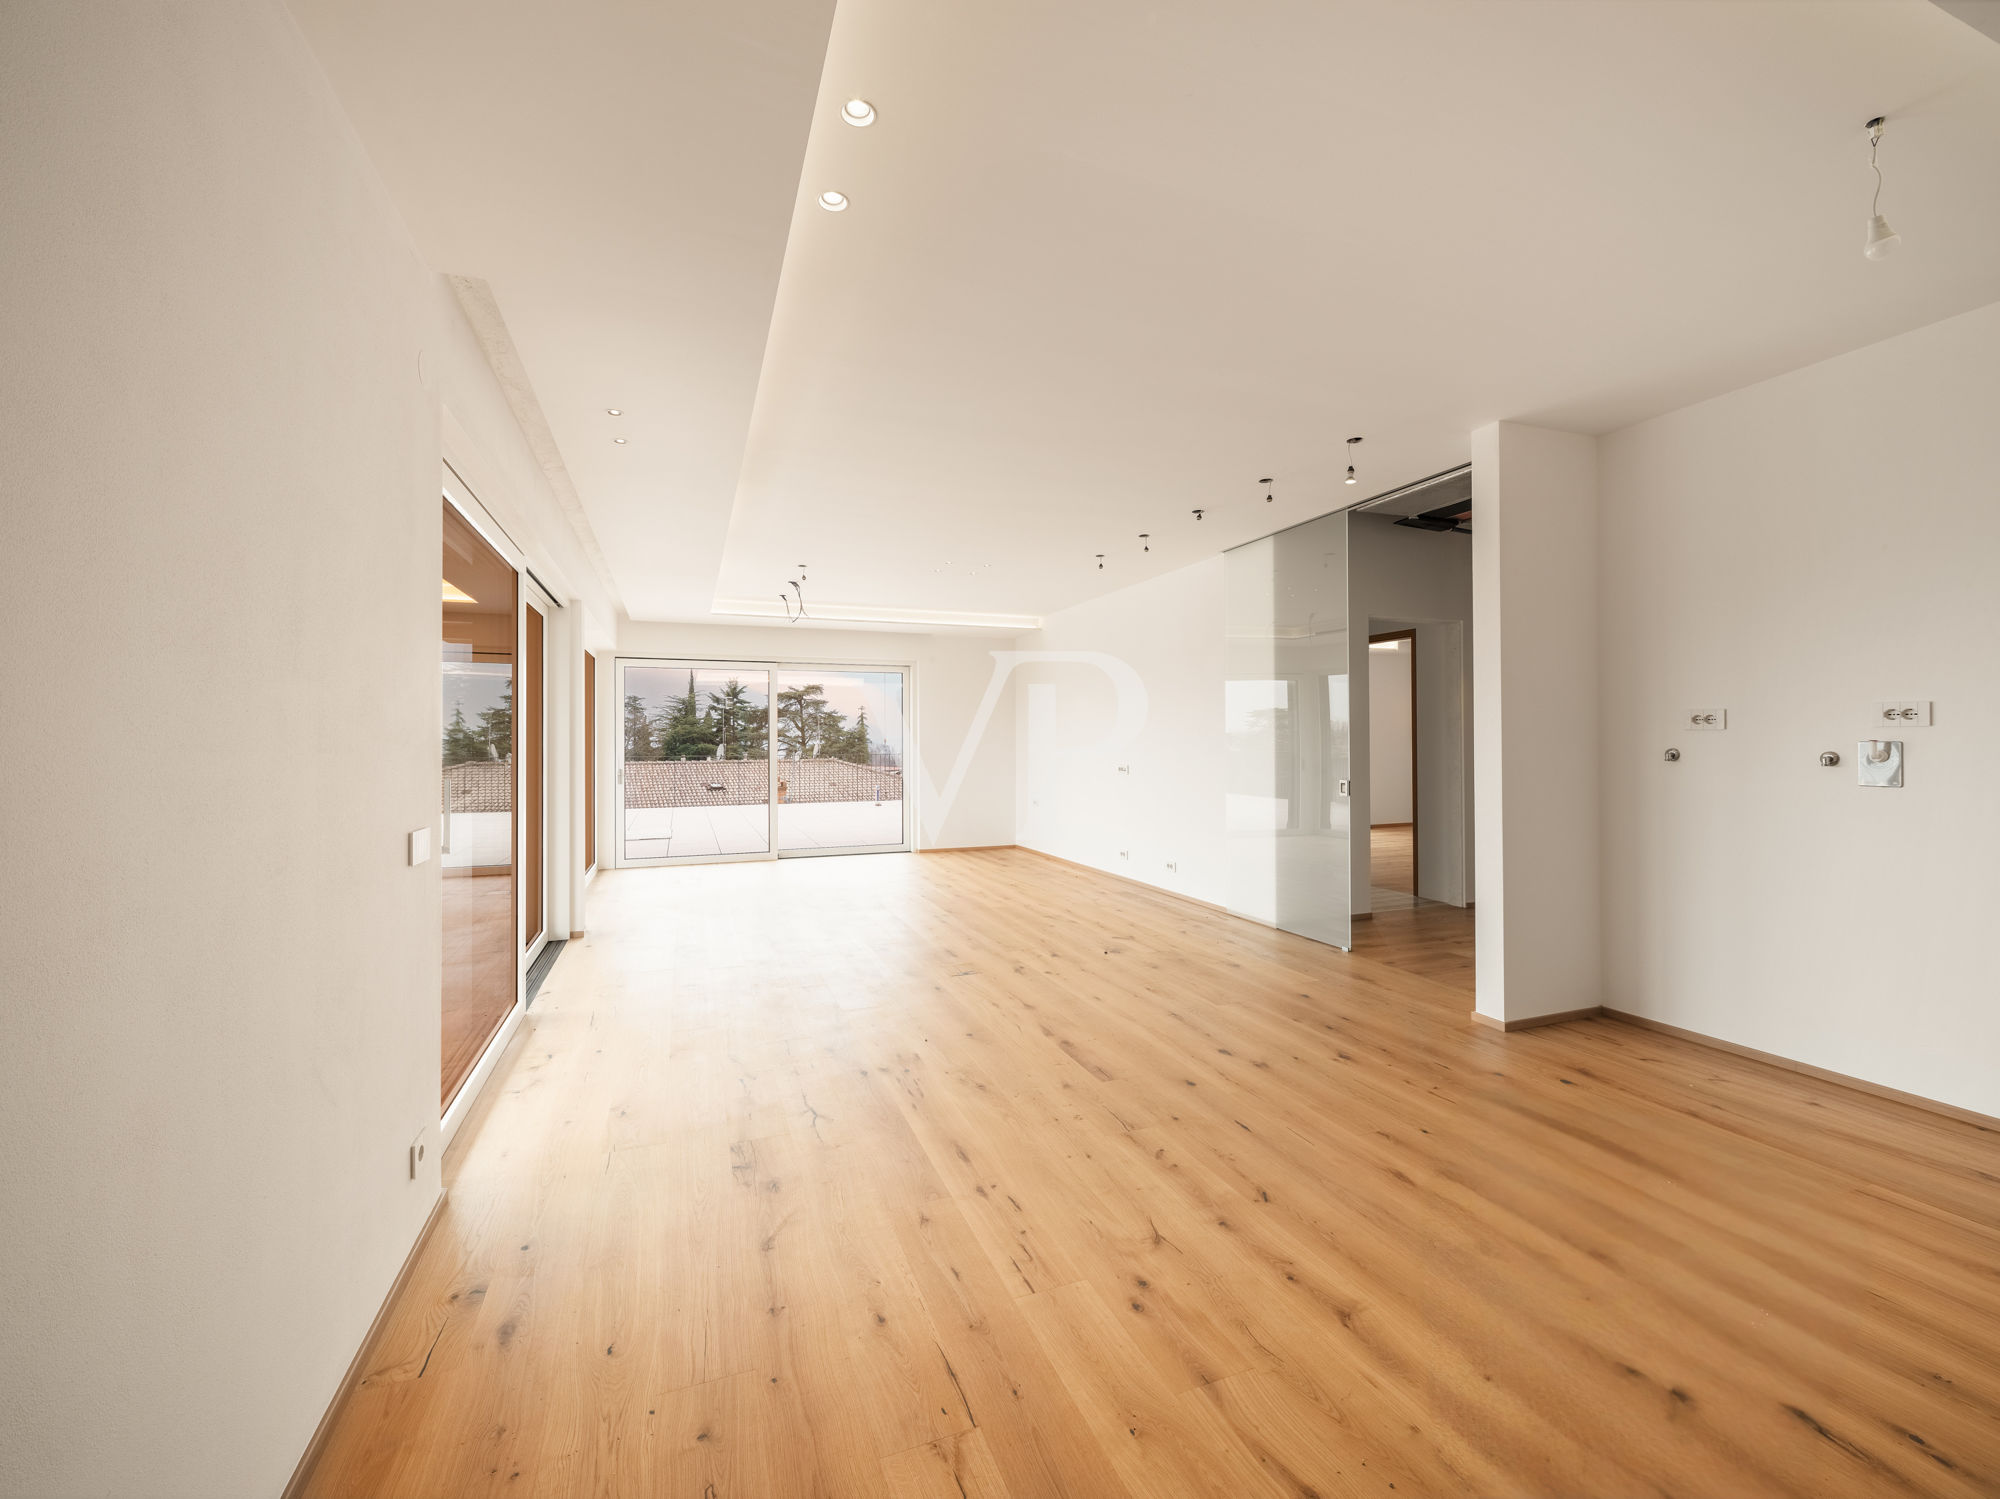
[621,665,770,860]
[442,499,516,1106]
[1225,511,1351,949]
[774,669,906,853]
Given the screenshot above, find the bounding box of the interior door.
[616,661,772,864]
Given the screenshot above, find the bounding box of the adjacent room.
[4,3,1998,1497]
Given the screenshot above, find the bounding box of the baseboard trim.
[917,844,1016,853]
[282,1189,447,1499]
[1471,1004,1997,1129]
[1014,845,1230,915]
[1469,1005,1600,1033]
[1598,1008,1999,1131]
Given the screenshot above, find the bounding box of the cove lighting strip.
[711,597,1042,632]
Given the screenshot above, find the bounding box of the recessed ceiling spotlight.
[818,190,849,212]
[613,437,628,444]
[606,408,622,416]
[841,98,876,128]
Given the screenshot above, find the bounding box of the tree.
[710,678,765,761]
[776,682,830,759]
[442,703,485,766]
[654,670,717,761]
[831,706,872,765]
[623,693,655,761]
[477,681,513,762]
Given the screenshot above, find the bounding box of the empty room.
[4,2,1999,1496]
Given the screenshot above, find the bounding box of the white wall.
[0,5,612,1495]
[614,619,1016,850]
[1015,557,1229,906]
[1472,423,1602,1025]
[1368,645,1414,824]
[1598,299,2000,1117]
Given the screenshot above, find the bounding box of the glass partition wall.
[616,660,909,865]
[1225,510,1352,949]
[441,499,519,1105]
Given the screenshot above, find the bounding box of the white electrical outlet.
[1873,700,1931,727]
[1165,860,1177,873]
[1683,708,1727,731]
[409,1128,430,1180]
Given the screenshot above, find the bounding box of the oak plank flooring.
[302,849,2000,1498]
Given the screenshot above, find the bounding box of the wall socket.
[1683,708,1727,731]
[409,1127,430,1181]
[1873,700,1931,727]
[1164,860,1177,873]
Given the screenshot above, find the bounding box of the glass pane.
[773,669,906,852]
[1225,511,1351,949]
[442,499,516,1106]
[621,666,770,860]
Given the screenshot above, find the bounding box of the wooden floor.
[304,849,2000,1498]
[1368,823,1420,912]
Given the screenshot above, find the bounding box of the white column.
[1471,421,1601,1026]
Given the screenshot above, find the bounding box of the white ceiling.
[294,0,2000,627]
[288,0,836,622]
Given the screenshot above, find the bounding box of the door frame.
[521,575,557,967]
[1368,628,1419,898]
[613,655,915,868]
[439,471,528,1146]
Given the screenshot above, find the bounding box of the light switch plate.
[410,827,432,866]
[1857,739,1904,788]
[1683,708,1727,731]
[1873,700,1930,727]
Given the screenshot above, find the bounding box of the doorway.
[1367,629,1419,911]
[615,658,911,866]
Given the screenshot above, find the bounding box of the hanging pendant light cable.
[1863,116,1900,261]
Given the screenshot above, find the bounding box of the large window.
[616,659,909,864]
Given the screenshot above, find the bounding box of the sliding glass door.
[774,668,906,854]
[615,659,910,866]
[1225,510,1353,950]
[618,663,772,862]
[441,499,518,1106]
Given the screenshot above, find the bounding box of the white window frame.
[613,655,915,867]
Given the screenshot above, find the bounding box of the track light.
[1192,508,1205,520]
[1140,533,1150,552]
[1095,554,1106,571]
[1863,117,1900,261]
[1261,476,1274,503]
[1345,436,1362,484]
